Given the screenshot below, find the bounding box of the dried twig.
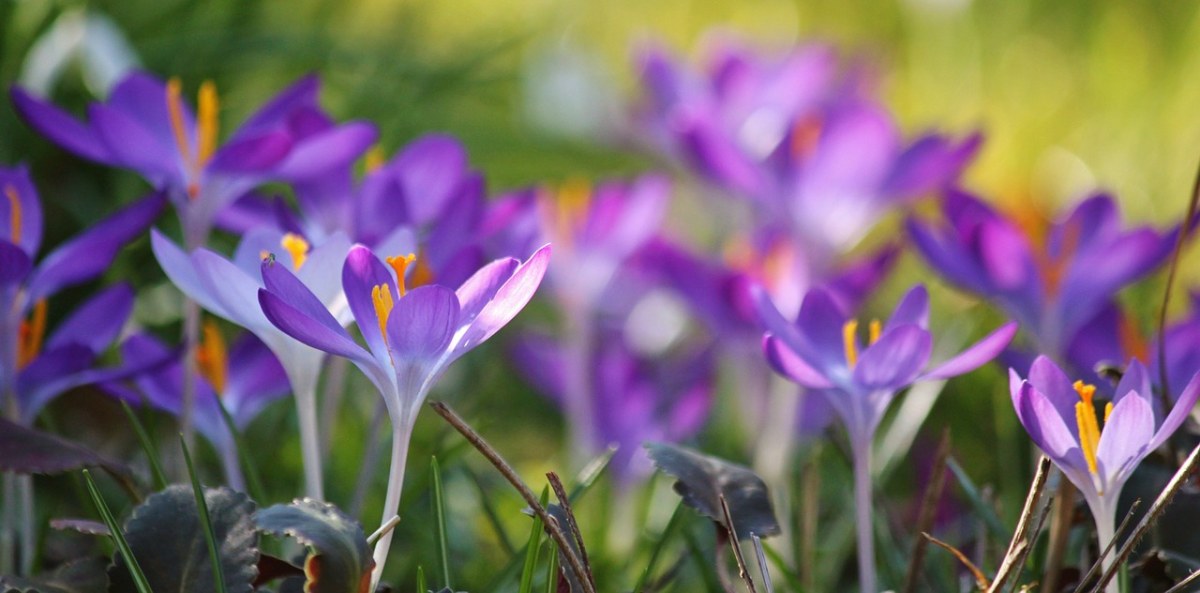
[1041,480,1077,593]
[924,532,990,590]
[1007,480,1056,593]
[1071,500,1142,593]
[1091,440,1200,593]
[429,401,595,593]
[547,471,596,591]
[902,430,952,593]
[1163,566,1200,593]
[988,457,1052,593]
[1156,155,1200,414]
[719,494,758,593]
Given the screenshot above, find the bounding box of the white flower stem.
[563,304,596,468]
[370,418,414,591]
[852,437,878,593]
[220,441,247,493]
[1093,499,1120,593]
[293,376,325,501]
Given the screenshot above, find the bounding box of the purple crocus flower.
[104,328,289,491]
[908,190,1176,359]
[756,284,1017,593]
[257,242,550,589]
[11,72,376,246]
[513,330,714,487]
[151,227,352,500]
[1010,356,1200,593]
[0,165,164,422]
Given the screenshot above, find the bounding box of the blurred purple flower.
[908,190,1176,358]
[1010,356,1200,591]
[513,329,714,487]
[0,165,164,423]
[756,283,1015,593]
[11,72,376,246]
[103,327,289,490]
[257,242,550,589]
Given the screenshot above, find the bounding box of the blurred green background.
[4,0,1200,590]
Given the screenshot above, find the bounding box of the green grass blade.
[417,565,427,592]
[517,486,550,593]
[180,436,227,593]
[543,539,559,593]
[634,502,686,592]
[119,401,168,491]
[82,469,154,593]
[682,527,723,593]
[214,395,267,503]
[464,466,516,556]
[431,456,452,589]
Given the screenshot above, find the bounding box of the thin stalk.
[432,456,451,589]
[17,476,33,575]
[0,473,12,575]
[180,436,228,593]
[292,375,325,501]
[219,441,247,493]
[119,401,168,491]
[180,296,201,458]
[370,419,414,592]
[852,440,877,593]
[82,469,153,593]
[350,399,388,517]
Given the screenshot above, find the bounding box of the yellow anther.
[843,319,860,368]
[364,145,386,173]
[195,320,228,393]
[1104,401,1113,423]
[16,300,47,369]
[5,185,21,244]
[196,81,219,168]
[1073,380,1102,476]
[371,284,394,344]
[281,233,310,270]
[869,319,882,345]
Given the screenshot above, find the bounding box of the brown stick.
[1156,155,1200,416]
[1071,500,1142,593]
[924,532,990,590]
[988,456,1052,593]
[547,471,596,591]
[429,401,595,593]
[719,494,758,593]
[1041,480,1077,593]
[902,429,952,593]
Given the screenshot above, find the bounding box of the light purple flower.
[0,165,164,423]
[257,242,550,589]
[1010,356,1200,591]
[908,190,1176,358]
[11,72,377,246]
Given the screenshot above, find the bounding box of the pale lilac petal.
[751,284,823,367]
[923,321,1017,380]
[1112,359,1152,407]
[853,325,931,389]
[456,257,519,322]
[386,285,460,361]
[796,288,849,370]
[194,250,269,328]
[1096,393,1154,490]
[885,284,929,331]
[258,289,369,364]
[295,233,352,310]
[223,333,290,428]
[46,283,133,353]
[341,245,395,358]
[1027,355,1081,429]
[453,244,550,356]
[151,229,227,316]
[260,256,344,336]
[1149,372,1200,452]
[1014,381,1088,475]
[763,335,833,388]
[10,88,114,163]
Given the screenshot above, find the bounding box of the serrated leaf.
[0,557,108,593]
[645,442,780,540]
[107,485,259,593]
[254,499,373,593]
[49,518,110,536]
[0,418,131,478]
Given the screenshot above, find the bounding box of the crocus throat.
[196,319,228,394]
[544,178,591,247]
[842,318,882,368]
[4,184,20,243]
[789,116,823,161]
[1073,380,1113,481]
[281,233,310,270]
[17,300,47,369]
[165,78,220,200]
[371,284,394,345]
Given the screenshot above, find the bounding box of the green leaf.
[181,436,229,593]
[0,557,108,593]
[107,485,259,593]
[431,456,451,589]
[517,487,550,593]
[80,470,151,593]
[254,499,373,593]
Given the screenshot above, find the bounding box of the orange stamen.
[166,78,193,170]
[371,284,394,344]
[195,320,228,393]
[385,254,417,296]
[5,185,21,244]
[17,300,47,369]
[281,233,310,271]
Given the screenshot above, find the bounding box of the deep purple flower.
[103,328,289,490]
[908,190,1176,358]
[513,330,713,486]
[0,165,164,423]
[756,283,1016,593]
[11,72,376,246]
[1010,356,1200,591]
[257,242,550,589]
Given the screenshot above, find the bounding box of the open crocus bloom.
[1011,357,1200,558]
[12,72,376,245]
[257,242,550,590]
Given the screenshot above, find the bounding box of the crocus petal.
[0,241,32,287]
[27,192,165,301]
[391,134,470,225]
[10,87,113,163]
[207,131,293,174]
[232,75,319,141]
[1112,359,1152,407]
[105,72,182,151]
[885,284,930,331]
[88,102,176,176]
[751,284,823,367]
[453,244,550,356]
[193,249,271,328]
[223,333,290,427]
[1026,355,1081,429]
[257,289,369,364]
[260,256,346,337]
[923,321,1017,380]
[151,229,228,317]
[46,283,133,353]
[881,132,981,197]
[1013,380,1089,476]
[1095,393,1155,490]
[763,335,833,388]
[795,288,849,370]
[386,285,460,361]
[456,257,519,323]
[273,122,378,180]
[1149,372,1200,452]
[341,245,396,359]
[853,324,932,389]
[0,165,43,255]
